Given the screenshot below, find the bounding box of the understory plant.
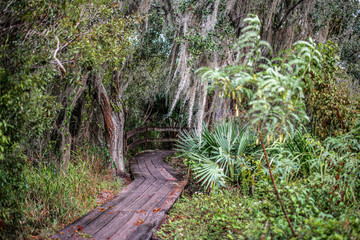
[156,187,360,240]
[266,128,322,182]
[195,14,323,236]
[267,123,360,206]
[12,145,123,239]
[306,41,360,138]
[177,120,257,190]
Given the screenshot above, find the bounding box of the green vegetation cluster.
[0,1,136,238]
[157,187,360,239]
[157,15,360,239]
[1,144,123,238]
[22,145,123,238]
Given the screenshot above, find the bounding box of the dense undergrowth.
[155,15,360,239]
[0,145,123,239]
[156,187,360,239]
[155,121,360,239]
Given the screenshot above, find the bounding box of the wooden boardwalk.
[52,150,187,240]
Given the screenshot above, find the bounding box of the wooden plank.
[51,150,188,240]
[93,180,171,239]
[149,152,179,181]
[130,158,143,178]
[92,211,135,239]
[51,178,145,239]
[77,179,155,237]
[139,182,175,212]
[92,211,134,238]
[157,166,178,181]
[110,210,149,240]
[108,183,174,240]
[122,179,166,211]
[155,153,184,180]
[144,155,166,180]
[83,209,121,236]
[129,179,188,240]
[136,156,156,181]
[109,180,155,212]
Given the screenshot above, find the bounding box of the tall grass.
[22,145,123,238]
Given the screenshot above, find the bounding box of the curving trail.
[52,150,187,240]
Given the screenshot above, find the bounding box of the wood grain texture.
[51,150,187,240]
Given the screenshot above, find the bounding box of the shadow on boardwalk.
[51,150,187,240]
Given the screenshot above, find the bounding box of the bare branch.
[53,36,66,74]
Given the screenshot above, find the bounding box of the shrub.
[306,41,360,138]
[177,120,258,190]
[156,187,360,240]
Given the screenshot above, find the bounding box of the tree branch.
[275,0,306,30]
[53,36,66,75]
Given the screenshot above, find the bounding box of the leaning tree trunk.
[94,71,128,177]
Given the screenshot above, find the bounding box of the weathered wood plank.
[144,155,166,180]
[110,210,149,240]
[140,182,175,212]
[136,156,156,181]
[92,211,134,239]
[51,177,145,239]
[157,155,184,180]
[152,151,184,180]
[122,180,166,211]
[82,180,157,236]
[51,150,187,240]
[129,180,188,240]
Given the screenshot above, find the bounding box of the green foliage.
[0,2,137,236]
[0,121,10,160]
[156,187,360,239]
[57,3,138,70]
[197,14,322,137]
[267,127,360,204]
[171,13,360,239]
[0,145,123,239]
[306,41,360,138]
[0,145,27,237]
[0,0,139,150]
[177,120,257,190]
[175,0,237,64]
[267,128,322,181]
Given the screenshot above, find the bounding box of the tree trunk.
[196,79,208,136]
[60,72,89,172]
[94,71,128,177]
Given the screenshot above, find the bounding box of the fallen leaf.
[77,225,83,231]
[152,208,161,213]
[134,218,144,226]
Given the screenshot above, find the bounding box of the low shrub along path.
[51,150,187,240]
